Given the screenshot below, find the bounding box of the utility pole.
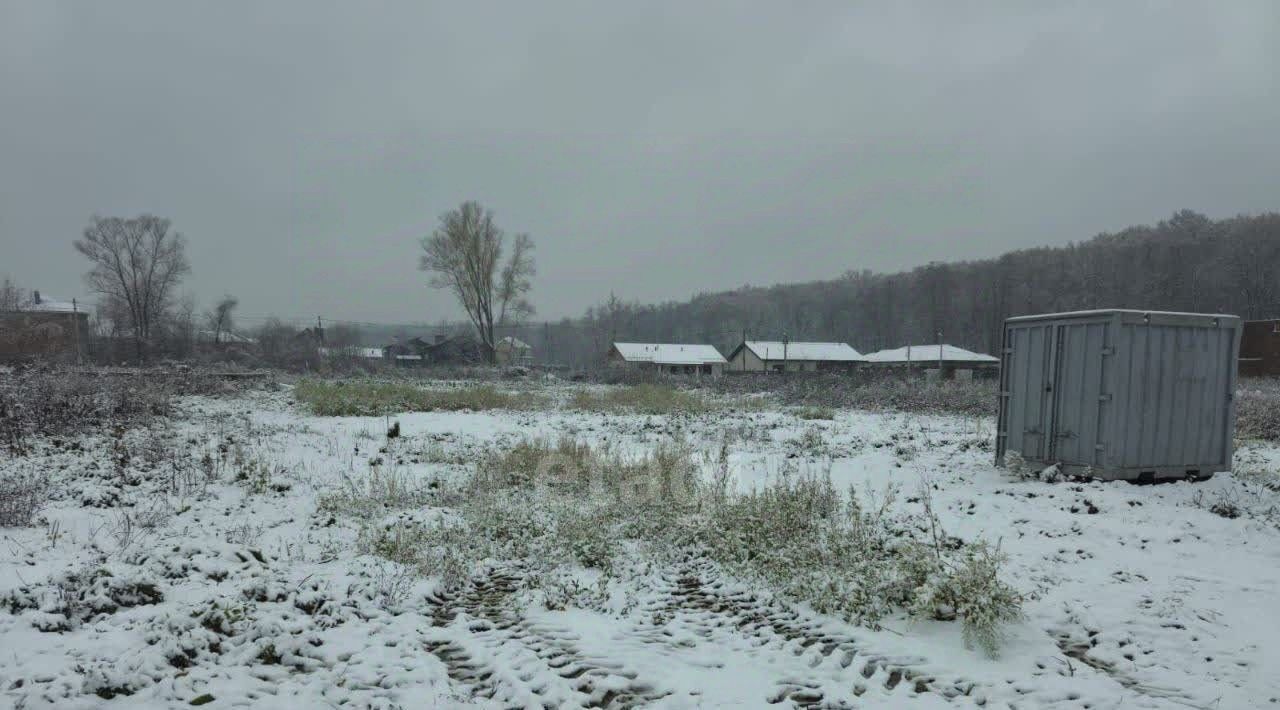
[782,331,789,373]
[72,298,82,365]
[316,316,325,345]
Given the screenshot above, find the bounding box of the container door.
[1003,324,1055,461]
[1048,321,1110,467]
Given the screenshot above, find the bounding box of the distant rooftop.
[741,341,862,362]
[863,344,998,364]
[613,342,726,365]
[498,336,531,350]
[22,291,81,313]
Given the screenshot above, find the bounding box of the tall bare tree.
[74,215,191,361]
[205,294,239,344]
[419,201,536,362]
[0,277,24,312]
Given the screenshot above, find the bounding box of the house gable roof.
[497,336,531,350]
[863,344,998,364]
[735,341,863,362]
[612,342,726,365]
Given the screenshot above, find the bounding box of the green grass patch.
[294,379,537,416]
[568,383,708,415]
[795,406,836,420]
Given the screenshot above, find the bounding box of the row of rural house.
[321,335,533,367]
[5,290,1280,378]
[607,340,1000,378]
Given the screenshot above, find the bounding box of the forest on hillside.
[536,210,1280,366]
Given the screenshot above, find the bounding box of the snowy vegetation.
[2,367,1279,707]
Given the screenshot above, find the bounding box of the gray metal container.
[996,310,1241,481]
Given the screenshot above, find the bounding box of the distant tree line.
[25,208,1275,368]
[547,210,1280,362]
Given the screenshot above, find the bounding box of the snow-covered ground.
[2,381,1279,708]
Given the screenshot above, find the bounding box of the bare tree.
[326,323,363,348]
[74,215,191,361]
[205,294,239,344]
[419,201,536,362]
[0,277,24,312]
[167,294,197,359]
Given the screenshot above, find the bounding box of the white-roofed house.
[0,291,89,362]
[725,341,864,373]
[495,336,533,366]
[862,344,999,380]
[609,342,727,376]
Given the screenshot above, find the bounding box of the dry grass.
[323,435,1023,656]
[294,379,541,416]
[567,383,709,415]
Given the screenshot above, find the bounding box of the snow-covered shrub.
[1000,450,1025,473]
[557,509,620,571]
[0,467,49,526]
[1192,489,1244,520]
[1236,381,1280,441]
[697,467,901,625]
[3,566,164,629]
[903,542,1024,656]
[687,467,1023,656]
[541,573,611,612]
[355,514,480,590]
[0,368,175,453]
[791,426,828,457]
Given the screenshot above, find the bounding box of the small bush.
[0,469,50,527]
[796,406,835,420]
[696,467,1023,656]
[0,369,172,453]
[294,379,538,416]
[4,567,164,628]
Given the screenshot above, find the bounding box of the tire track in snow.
[637,557,1116,708]
[424,568,670,708]
[636,558,965,707]
[422,560,1128,708]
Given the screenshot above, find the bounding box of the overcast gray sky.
[3,2,1278,324]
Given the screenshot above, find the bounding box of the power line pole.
[937,329,944,378]
[72,298,82,365]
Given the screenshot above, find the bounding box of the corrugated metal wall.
[1111,322,1235,470]
[998,311,1240,480]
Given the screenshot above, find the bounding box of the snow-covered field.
[2,380,1279,709]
